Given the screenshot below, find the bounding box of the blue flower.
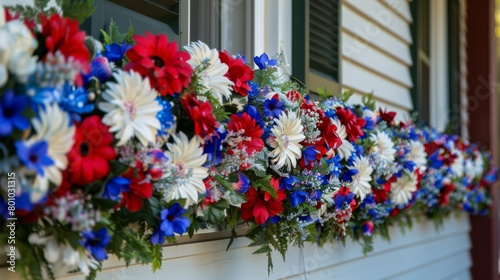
[203,130,227,166]
[303,146,319,166]
[247,82,260,99]
[15,140,54,176]
[290,190,308,207]
[150,229,165,245]
[158,203,190,237]
[254,53,277,69]
[86,55,112,84]
[156,97,175,136]
[334,188,354,210]
[327,154,342,177]
[341,168,358,183]
[103,41,132,63]
[59,84,94,122]
[81,228,111,261]
[310,190,322,201]
[103,177,130,201]
[280,176,297,191]
[233,172,250,194]
[0,90,30,136]
[263,97,285,118]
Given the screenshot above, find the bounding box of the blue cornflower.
[341,168,358,183]
[203,130,227,166]
[280,175,297,191]
[87,55,112,83]
[303,146,319,166]
[247,82,260,100]
[327,154,342,177]
[103,177,130,201]
[59,84,94,122]
[15,140,54,176]
[263,97,285,118]
[254,53,277,69]
[290,190,308,207]
[103,41,132,63]
[81,228,111,261]
[334,187,354,210]
[0,90,30,136]
[233,172,250,194]
[152,203,190,244]
[156,97,175,136]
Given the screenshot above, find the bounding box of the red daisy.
[335,107,366,142]
[180,94,218,137]
[125,33,192,96]
[219,50,254,96]
[241,177,286,225]
[67,116,117,185]
[40,14,90,72]
[317,116,342,149]
[118,166,153,212]
[227,112,264,155]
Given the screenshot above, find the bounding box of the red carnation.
[219,50,254,96]
[180,94,218,136]
[40,14,90,72]
[335,107,366,142]
[227,112,264,155]
[318,116,342,149]
[438,182,455,206]
[118,167,153,212]
[379,108,396,126]
[125,33,192,96]
[67,116,117,185]
[241,177,286,224]
[286,90,301,103]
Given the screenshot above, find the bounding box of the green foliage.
[339,90,355,103]
[57,0,95,23]
[362,92,377,111]
[247,174,277,199]
[151,244,163,272]
[318,87,334,99]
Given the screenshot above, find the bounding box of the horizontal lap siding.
[341,0,413,121]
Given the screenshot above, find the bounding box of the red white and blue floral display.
[0,5,497,279]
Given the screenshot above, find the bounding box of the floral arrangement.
[0,5,497,280]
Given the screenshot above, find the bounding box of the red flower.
[40,14,90,72]
[373,176,396,203]
[318,116,342,149]
[335,107,366,142]
[241,177,286,224]
[67,116,117,185]
[118,167,153,212]
[227,113,264,155]
[125,33,192,96]
[379,108,396,125]
[180,94,218,136]
[438,182,455,206]
[219,50,254,96]
[286,90,301,103]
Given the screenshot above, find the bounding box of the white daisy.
[331,118,355,160]
[26,104,74,202]
[474,153,484,178]
[163,132,208,207]
[390,172,418,205]
[184,41,233,104]
[268,111,306,171]
[99,70,162,147]
[405,140,427,171]
[0,19,37,86]
[347,156,373,200]
[450,143,464,177]
[370,130,395,162]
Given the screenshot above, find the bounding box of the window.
[410,0,431,124]
[292,0,341,94]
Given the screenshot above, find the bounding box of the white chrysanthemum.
[331,118,355,160]
[163,132,208,207]
[99,70,162,147]
[405,140,427,171]
[370,130,395,162]
[390,172,418,205]
[347,156,373,200]
[268,111,306,171]
[450,143,464,177]
[26,104,75,202]
[474,153,484,178]
[0,19,37,86]
[184,41,233,104]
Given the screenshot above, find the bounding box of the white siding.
[1,214,468,280]
[341,0,414,120]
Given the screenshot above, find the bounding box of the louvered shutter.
[447,0,461,134]
[309,0,340,82]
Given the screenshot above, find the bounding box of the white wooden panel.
[379,0,412,22]
[342,33,413,87]
[342,5,412,65]
[347,91,411,122]
[342,60,413,110]
[343,0,412,44]
[392,252,472,280]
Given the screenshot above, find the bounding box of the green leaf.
[339,90,355,103]
[249,174,277,199]
[151,244,163,272]
[318,87,334,99]
[100,18,127,45]
[59,0,96,23]
[226,228,238,251]
[362,92,376,111]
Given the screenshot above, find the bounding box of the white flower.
[474,153,484,177]
[99,70,162,147]
[347,156,373,200]
[0,19,37,86]
[331,118,354,160]
[184,41,233,104]
[370,130,395,162]
[268,111,306,171]
[390,172,418,205]
[26,104,74,202]
[450,143,464,177]
[405,140,427,171]
[163,132,208,207]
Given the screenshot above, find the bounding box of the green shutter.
[447,0,461,134]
